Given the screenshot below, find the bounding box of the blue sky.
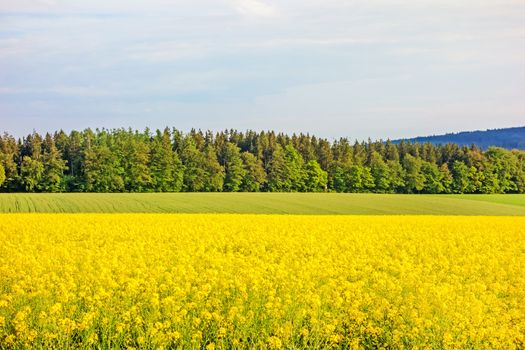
[1,0,524,140]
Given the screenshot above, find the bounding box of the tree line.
[0,128,524,193]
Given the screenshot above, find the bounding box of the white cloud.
[0,85,117,97]
[230,0,279,18]
[1,0,524,137]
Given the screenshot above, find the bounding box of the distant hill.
[393,126,525,150]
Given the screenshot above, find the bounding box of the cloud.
[230,0,279,18]
[0,85,118,97]
[1,0,524,138]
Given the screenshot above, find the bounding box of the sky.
[0,0,524,140]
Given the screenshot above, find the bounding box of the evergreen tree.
[295,134,316,162]
[267,144,289,191]
[21,132,43,160]
[180,136,207,192]
[120,133,153,192]
[150,128,183,192]
[20,156,44,192]
[63,130,85,191]
[203,144,224,192]
[328,161,349,193]
[240,152,266,192]
[39,133,67,192]
[315,139,332,170]
[223,143,246,192]
[352,141,367,165]
[332,138,353,164]
[0,134,20,191]
[0,127,523,194]
[19,132,45,191]
[385,140,400,161]
[83,144,124,192]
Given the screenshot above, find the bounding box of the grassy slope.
[0,193,523,215]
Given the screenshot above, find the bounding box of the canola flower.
[0,214,524,349]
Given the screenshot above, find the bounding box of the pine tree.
[385,140,400,161]
[20,156,44,192]
[315,139,332,170]
[203,144,224,192]
[61,130,85,191]
[332,138,353,164]
[39,133,67,192]
[223,143,246,192]
[0,133,20,191]
[352,141,367,165]
[83,144,124,192]
[120,132,153,192]
[180,136,207,192]
[19,132,45,191]
[328,161,348,192]
[267,144,289,191]
[0,127,523,194]
[150,128,183,192]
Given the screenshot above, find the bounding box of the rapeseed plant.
[0,214,524,349]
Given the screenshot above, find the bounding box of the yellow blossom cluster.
[0,214,524,349]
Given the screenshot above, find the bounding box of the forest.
[394,126,525,150]
[0,128,524,194]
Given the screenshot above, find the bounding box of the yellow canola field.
[0,214,524,349]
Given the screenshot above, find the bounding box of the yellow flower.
[0,214,523,349]
[88,333,99,344]
[169,331,181,341]
[300,328,309,337]
[218,327,227,338]
[4,334,16,344]
[268,336,282,349]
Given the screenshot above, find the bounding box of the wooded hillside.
[393,126,525,150]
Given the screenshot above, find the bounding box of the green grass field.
[0,193,523,215]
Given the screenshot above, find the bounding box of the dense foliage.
[394,126,525,150]
[1,128,524,193]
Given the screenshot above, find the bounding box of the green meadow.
[0,193,523,215]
